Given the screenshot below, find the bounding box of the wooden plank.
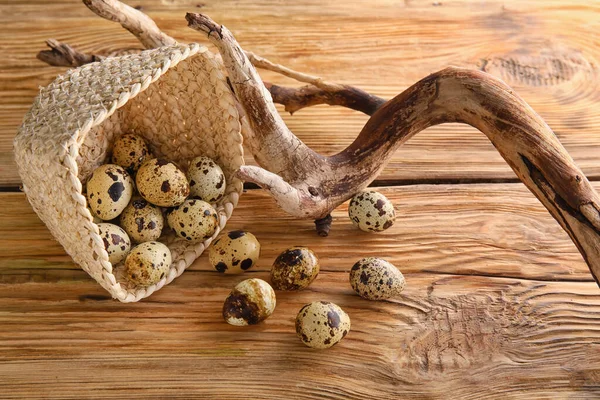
[3,0,600,186]
[2,183,596,282]
[2,184,600,397]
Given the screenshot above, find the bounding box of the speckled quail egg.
[123,241,171,287]
[136,159,189,207]
[270,247,319,290]
[86,164,134,220]
[295,301,351,349]
[187,156,226,203]
[348,190,395,232]
[97,223,131,265]
[167,199,218,242]
[223,278,276,326]
[119,197,164,243]
[349,257,405,300]
[209,230,260,274]
[111,133,151,172]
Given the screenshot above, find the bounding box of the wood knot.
[480,46,595,86]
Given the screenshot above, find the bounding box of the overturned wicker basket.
[14,43,244,302]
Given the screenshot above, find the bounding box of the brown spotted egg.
[295,301,351,349]
[97,223,131,265]
[123,241,171,287]
[167,199,218,242]
[209,230,260,274]
[86,164,134,220]
[111,133,151,172]
[349,257,405,300]
[223,278,276,326]
[119,197,164,243]
[136,159,189,207]
[270,247,319,290]
[348,190,395,232]
[187,156,226,203]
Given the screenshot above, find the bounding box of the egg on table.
[111,133,151,172]
[167,199,219,242]
[349,257,405,300]
[295,301,351,349]
[86,164,134,220]
[123,241,171,287]
[136,159,189,207]
[187,156,226,203]
[223,278,276,326]
[348,190,395,232]
[97,223,131,265]
[208,230,260,274]
[270,246,319,290]
[119,197,164,243]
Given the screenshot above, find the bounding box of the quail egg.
[111,133,151,172]
[97,223,131,265]
[349,257,405,300]
[187,156,226,203]
[348,190,395,232]
[123,241,171,287]
[209,230,260,274]
[295,301,351,349]
[136,159,189,207]
[167,199,218,242]
[270,247,319,290]
[223,278,276,326]
[86,164,134,220]
[119,197,164,243]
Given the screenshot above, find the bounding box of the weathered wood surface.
[3,0,600,398]
[2,185,600,398]
[2,0,600,185]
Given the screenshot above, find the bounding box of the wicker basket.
[13,43,244,302]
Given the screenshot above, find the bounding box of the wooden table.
[2,1,600,398]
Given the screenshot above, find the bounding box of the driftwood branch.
[37,39,105,67]
[266,83,385,115]
[82,0,176,48]
[188,13,600,285]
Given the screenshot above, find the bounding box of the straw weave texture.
[14,43,244,302]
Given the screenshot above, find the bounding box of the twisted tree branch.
[188,13,600,285]
[37,39,105,67]
[82,0,176,48]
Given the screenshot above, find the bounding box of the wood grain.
[2,185,600,398]
[2,0,600,185]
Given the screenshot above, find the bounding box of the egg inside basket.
[14,43,244,302]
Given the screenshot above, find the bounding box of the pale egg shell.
[97,223,131,265]
[270,247,319,290]
[111,133,151,172]
[167,199,218,242]
[348,190,395,232]
[136,159,189,207]
[123,241,171,287]
[87,164,134,220]
[223,278,276,326]
[119,197,164,243]
[349,257,405,300]
[209,230,260,274]
[187,156,226,203]
[295,301,351,349]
